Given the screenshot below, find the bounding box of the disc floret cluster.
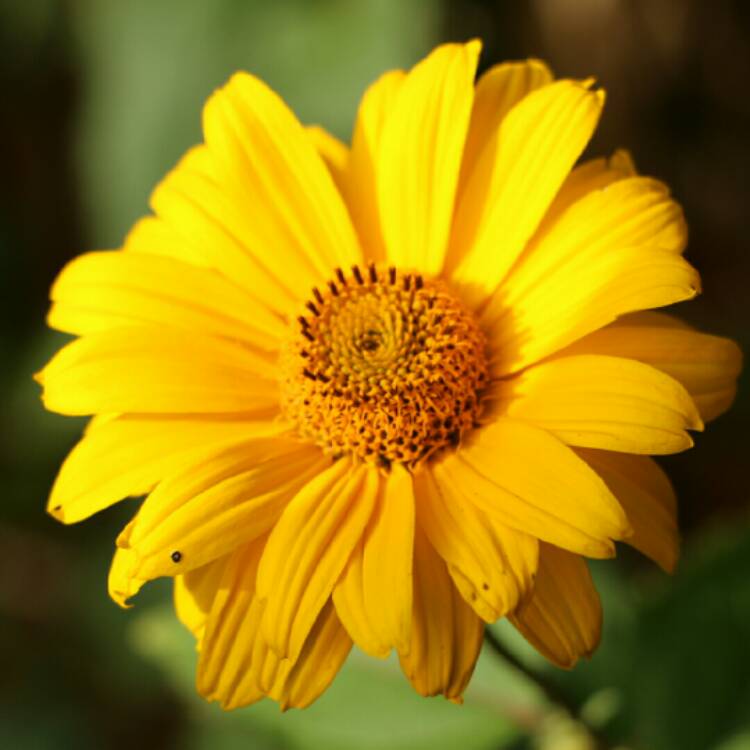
[280,264,489,467]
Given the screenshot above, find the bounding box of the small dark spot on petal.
[171,551,183,563]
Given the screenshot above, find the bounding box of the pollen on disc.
[280,264,488,468]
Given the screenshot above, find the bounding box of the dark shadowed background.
[1,1,748,749]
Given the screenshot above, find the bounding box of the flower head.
[38,40,741,709]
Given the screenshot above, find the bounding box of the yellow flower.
[37,41,741,710]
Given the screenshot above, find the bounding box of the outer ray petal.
[487,354,703,454]
[47,250,286,350]
[109,543,145,608]
[432,418,630,558]
[377,41,481,275]
[306,125,349,195]
[493,176,688,349]
[347,69,405,263]
[124,214,206,267]
[510,543,601,669]
[196,538,268,708]
[449,80,604,305]
[483,245,700,376]
[36,327,279,416]
[398,526,484,701]
[414,466,538,622]
[538,149,636,232]
[117,439,328,589]
[198,537,352,711]
[333,464,415,657]
[174,556,229,644]
[149,149,299,315]
[563,314,742,422]
[457,59,553,205]
[202,72,362,286]
[275,600,353,710]
[576,448,679,572]
[48,414,291,524]
[256,460,378,661]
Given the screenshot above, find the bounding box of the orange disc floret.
[280,264,489,467]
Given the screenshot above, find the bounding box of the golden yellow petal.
[37,326,279,416]
[333,464,415,657]
[564,314,742,422]
[414,467,538,622]
[483,245,700,376]
[174,556,228,645]
[47,250,286,350]
[347,69,405,263]
[202,71,362,285]
[256,459,378,661]
[306,124,349,196]
[274,599,352,710]
[124,214,207,268]
[510,543,601,669]
[198,535,351,711]
[48,414,291,524]
[449,80,604,305]
[433,418,630,558]
[377,40,481,275]
[398,526,484,700]
[120,438,328,588]
[150,150,302,315]
[576,448,679,572]
[488,354,704,454]
[196,538,268,709]
[500,176,688,332]
[108,543,144,608]
[537,148,637,233]
[457,58,552,206]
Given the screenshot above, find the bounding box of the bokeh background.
[2,1,749,748]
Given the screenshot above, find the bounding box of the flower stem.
[482,628,615,749]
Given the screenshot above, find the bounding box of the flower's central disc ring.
[280,265,488,467]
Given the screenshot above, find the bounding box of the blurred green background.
[1,1,749,749]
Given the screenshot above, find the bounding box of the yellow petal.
[275,599,352,710]
[37,326,279,416]
[564,314,742,422]
[150,149,301,315]
[202,71,362,286]
[449,80,604,304]
[47,250,286,350]
[306,125,349,196]
[483,245,701,376]
[398,526,484,700]
[347,69,405,263]
[510,543,601,669]
[576,448,678,572]
[457,59,553,201]
[377,41,481,275]
[120,438,328,587]
[174,556,228,644]
[488,354,704,454]
[256,459,378,661]
[48,414,291,524]
[332,535,388,658]
[537,149,637,233]
[109,543,144,608]
[197,538,268,709]
[198,537,352,711]
[414,466,538,622]
[499,176,688,324]
[334,464,414,657]
[433,418,630,558]
[124,214,207,268]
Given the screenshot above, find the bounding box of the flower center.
[280,264,488,468]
